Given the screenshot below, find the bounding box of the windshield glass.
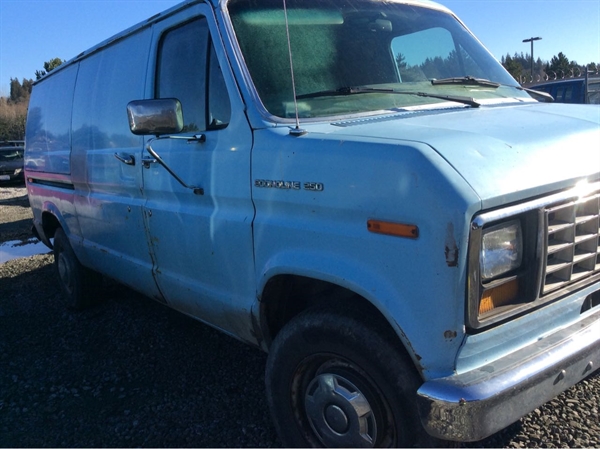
[228,0,530,118]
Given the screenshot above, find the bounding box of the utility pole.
[522,37,542,82]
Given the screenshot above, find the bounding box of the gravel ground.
[1,183,599,447]
[0,184,32,243]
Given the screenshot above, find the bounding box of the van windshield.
[228,0,529,118]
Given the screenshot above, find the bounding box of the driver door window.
[156,18,231,132]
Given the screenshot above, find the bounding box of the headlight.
[480,220,522,280]
[468,213,537,329]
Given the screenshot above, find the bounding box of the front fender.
[256,242,465,380]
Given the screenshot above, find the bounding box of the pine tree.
[546,52,571,79]
[35,57,65,80]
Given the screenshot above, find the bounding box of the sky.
[1,0,599,97]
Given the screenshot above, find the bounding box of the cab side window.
[156,18,231,132]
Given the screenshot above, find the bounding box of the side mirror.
[127,98,184,136]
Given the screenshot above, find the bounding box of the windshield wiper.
[431,76,554,102]
[296,86,480,108]
[431,76,501,88]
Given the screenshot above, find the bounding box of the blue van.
[25,0,600,446]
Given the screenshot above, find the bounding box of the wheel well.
[41,211,61,241]
[260,275,405,353]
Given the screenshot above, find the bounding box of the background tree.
[8,78,33,104]
[1,78,32,139]
[546,52,572,79]
[501,54,523,81]
[35,57,65,80]
[9,78,27,103]
[1,57,62,140]
[502,53,546,83]
[395,53,407,71]
[0,98,28,140]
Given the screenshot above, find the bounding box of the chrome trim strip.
[416,307,600,442]
[27,177,75,191]
[473,180,600,229]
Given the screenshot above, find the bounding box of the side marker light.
[367,220,419,239]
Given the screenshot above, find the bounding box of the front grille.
[543,193,600,295]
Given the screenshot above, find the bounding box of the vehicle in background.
[0,141,25,183]
[24,0,600,446]
[529,77,600,104]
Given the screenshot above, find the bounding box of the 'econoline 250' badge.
[254,180,324,191]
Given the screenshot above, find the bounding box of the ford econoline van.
[25,0,600,446]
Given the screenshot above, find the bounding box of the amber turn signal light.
[479,278,519,315]
[367,220,419,239]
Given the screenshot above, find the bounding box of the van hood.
[320,102,600,208]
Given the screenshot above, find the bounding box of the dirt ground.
[0,181,280,448]
[0,183,33,243]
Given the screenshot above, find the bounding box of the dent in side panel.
[70,27,158,296]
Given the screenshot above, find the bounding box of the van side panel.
[25,65,78,175]
[69,28,160,298]
[25,65,81,246]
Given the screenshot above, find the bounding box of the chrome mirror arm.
[145,136,204,195]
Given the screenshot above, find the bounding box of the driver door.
[140,8,256,339]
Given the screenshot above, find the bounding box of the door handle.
[114,153,135,166]
[141,157,158,169]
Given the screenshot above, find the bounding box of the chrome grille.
[543,193,600,295]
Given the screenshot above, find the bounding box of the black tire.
[53,228,102,310]
[265,307,428,448]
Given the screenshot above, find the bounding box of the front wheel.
[265,307,427,448]
[53,228,102,310]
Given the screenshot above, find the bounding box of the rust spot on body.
[444,330,457,340]
[445,222,459,267]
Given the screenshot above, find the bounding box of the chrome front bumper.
[416,308,600,442]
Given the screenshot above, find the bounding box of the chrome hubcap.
[58,254,74,295]
[305,373,377,447]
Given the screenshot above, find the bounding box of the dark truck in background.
[0,140,25,184]
[529,75,600,104]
